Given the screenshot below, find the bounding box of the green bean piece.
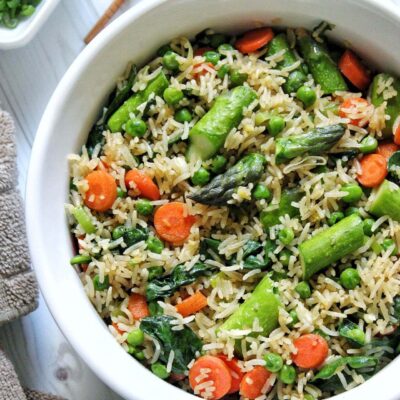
[151,362,170,379]
[127,328,145,346]
[263,353,283,373]
[70,255,92,265]
[295,281,311,299]
[146,236,164,254]
[252,183,271,201]
[163,87,184,106]
[341,183,363,203]
[362,218,375,236]
[174,108,192,123]
[72,207,96,234]
[340,268,361,289]
[162,51,179,71]
[192,167,211,186]
[136,199,154,216]
[296,86,317,108]
[360,136,378,154]
[279,227,295,245]
[125,118,147,137]
[267,116,285,136]
[279,365,296,384]
[327,211,344,226]
[93,275,110,291]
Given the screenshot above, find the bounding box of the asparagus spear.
[368,179,400,222]
[187,86,257,160]
[266,33,308,94]
[370,73,400,137]
[189,153,266,205]
[299,214,364,280]
[275,124,346,163]
[108,71,169,133]
[219,275,280,337]
[296,29,348,94]
[260,188,303,229]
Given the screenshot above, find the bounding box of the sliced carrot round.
[154,202,196,245]
[239,366,272,399]
[376,142,400,161]
[84,170,117,212]
[338,50,370,90]
[291,334,329,369]
[338,97,370,127]
[125,169,160,200]
[235,27,274,54]
[128,293,149,320]
[189,355,232,400]
[217,355,244,394]
[357,153,388,188]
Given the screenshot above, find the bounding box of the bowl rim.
[26,0,400,399]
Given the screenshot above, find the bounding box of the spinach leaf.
[242,240,263,258]
[200,238,222,260]
[146,262,216,301]
[388,151,400,183]
[339,320,365,347]
[140,315,202,373]
[124,226,148,247]
[243,255,269,270]
[392,296,400,322]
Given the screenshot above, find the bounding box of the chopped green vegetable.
[328,211,344,226]
[279,227,295,245]
[72,207,96,234]
[230,70,248,87]
[267,115,286,136]
[211,155,228,174]
[151,362,170,379]
[70,255,92,265]
[136,199,154,216]
[125,118,147,137]
[163,51,180,71]
[339,320,365,346]
[341,183,363,203]
[192,167,211,186]
[252,183,271,200]
[175,108,193,123]
[93,275,109,291]
[124,226,149,247]
[360,136,378,154]
[388,151,400,182]
[204,51,221,65]
[163,87,184,106]
[369,180,400,222]
[147,266,164,281]
[295,281,311,299]
[296,86,317,108]
[362,218,375,236]
[146,236,164,254]
[264,353,283,373]
[279,365,296,384]
[127,328,145,346]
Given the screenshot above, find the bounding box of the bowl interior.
[27,0,400,399]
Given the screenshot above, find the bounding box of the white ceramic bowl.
[26,0,400,399]
[0,0,60,49]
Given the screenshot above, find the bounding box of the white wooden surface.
[0,1,135,399]
[0,0,399,399]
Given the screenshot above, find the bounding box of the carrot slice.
[235,27,274,54]
[291,334,329,369]
[176,291,208,317]
[217,355,244,394]
[125,169,160,200]
[338,97,370,127]
[338,50,370,90]
[154,202,196,245]
[194,47,213,56]
[189,355,232,400]
[112,322,124,335]
[193,62,215,79]
[84,170,117,212]
[239,366,272,399]
[128,293,149,320]
[357,153,388,188]
[394,119,400,146]
[376,142,400,161]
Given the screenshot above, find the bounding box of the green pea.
[218,43,235,52]
[263,353,283,373]
[288,310,299,328]
[125,118,147,137]
[136,199,154,216]
[371,241,382,255]
[362,218,374,236]
[148,266,164,281]
[345,207,360,217]
[70,255,92,265]
[217,64,230,79]
[296,86,317,108]
[127,328,145,346]
[131,347,145,360]
[192,167,211,186]
[117,187,127,198]
[295,281,311,299]
[112,225,126,240]
[163,87,184,106]
[340,268,360,289]
[267,116,285,136]
[279,227,295,245]
[162,50,179,71]
[328,211,344,226]
[359,136,378,154]
[204,51,221,65]
[146,236,164,254]
[255,111,269,126]
[210,33,227,48]
[230,69,248,86]
[93,275,109,291]
[346,327,366,345]
[174,108,192,123]
[382,238,397,255]
[252,183,271,201]
[279,249,291,267]
[157,44,171,57]
[341,183,363,203]
[151,362,170,379]
[279,364,296,384]
[211,155,228,174]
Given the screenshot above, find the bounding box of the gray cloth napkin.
[0,110,64,400]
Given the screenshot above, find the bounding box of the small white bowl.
[0,0,60,49]
[26,0,400,399]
